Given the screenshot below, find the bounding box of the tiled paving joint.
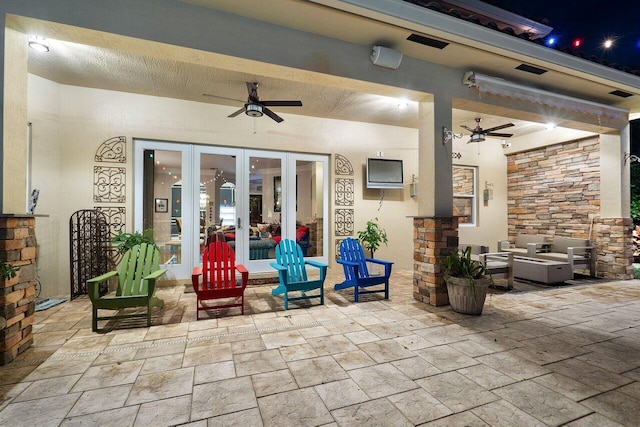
[11,316,343,365]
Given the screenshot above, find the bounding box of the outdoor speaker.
[370,46,403,69]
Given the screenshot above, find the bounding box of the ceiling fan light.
[471,133,485,142]
[245,103,263,117]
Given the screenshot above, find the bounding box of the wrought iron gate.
[69,210,110,300]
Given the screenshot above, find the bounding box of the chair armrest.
[236,264,249,285]
[87,270,118,301]
[144,268,166,297]
[270,262,287,272]
[305,259,328,270]
[366,258,394,266]
[567,246,595,255]
[497,240,510,251]
[336,259,358,267]
[191,266,203,287]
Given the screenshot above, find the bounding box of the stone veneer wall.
[507,137,600,238]
[593,217,633,279]
[0,216,36,365]
[507,136,632,279]
[413,217,457,306]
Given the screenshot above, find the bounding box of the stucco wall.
[28,74,423,297]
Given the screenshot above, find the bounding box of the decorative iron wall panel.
[334,209,354,236]
[334,154,354,176]
[94,166,126,203]
[334,238,345,260]
[95,136,126,163]
[335,178,354,206]
[94,206,126,238]
[69,210,110,299]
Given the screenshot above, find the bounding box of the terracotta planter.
[445,275,491,315]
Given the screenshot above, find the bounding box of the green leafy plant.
[1,262,19,281]
[441,246,486,300]
[357,218,388,258]
[112,229,155,254]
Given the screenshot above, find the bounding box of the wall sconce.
[483,181,494,203]
[624,152,640,165]
[501,140,511,148]
[410,174,418,197]
[443,127,463,145]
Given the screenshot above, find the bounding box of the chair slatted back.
[201,241,237,291]
[339,238,370,280]
[117,243,160,297]
[275,239,308,283]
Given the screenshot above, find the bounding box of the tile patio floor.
[1,269,640,426]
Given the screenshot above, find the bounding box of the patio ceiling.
[9,0,638,143]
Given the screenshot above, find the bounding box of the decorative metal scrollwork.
[334,209,354,236]
[335,178,354,206]
[335,154,354,176]
[334,239,345,260]
[94,206,126,238]
[95,136,126,163]
[94,166,126,203]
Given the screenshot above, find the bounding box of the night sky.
[483,0,640,70]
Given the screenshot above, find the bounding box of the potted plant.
[357,218,388,258]
[441,246,491,315]
[112,229,155,254]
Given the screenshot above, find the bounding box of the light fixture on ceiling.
[245,103,263,117]
[28,36,49,52]
[470,133,485,143]
[397,100,409,109]
[545,122,556,130]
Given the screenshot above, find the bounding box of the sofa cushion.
[551,236,590,254]
[514,234,547,248]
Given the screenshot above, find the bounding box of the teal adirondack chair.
[334,237,393,302]
[88,242,166,332]
[270,239,327,310]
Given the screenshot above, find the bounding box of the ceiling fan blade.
[261,100,303,107]
[263,107,284,123]
[227,107,245,118]
[483,123,514,133]
[202,93,245,103]
[460,125,475,132]
[486,132,513,138]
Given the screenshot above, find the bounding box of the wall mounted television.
[366,158,404,189]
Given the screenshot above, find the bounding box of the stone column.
[0,215,36,365]
[413,216,457,306]
[594,217,633,280]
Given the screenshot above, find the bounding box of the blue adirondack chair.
[334,237,393,302]
[270,239,327,310]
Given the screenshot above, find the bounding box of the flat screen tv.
[366,158,404,189]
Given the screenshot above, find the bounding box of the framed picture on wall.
[155,198,168,213]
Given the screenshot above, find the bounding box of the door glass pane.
[296,160,324,257]
[248,156,281,260]
[200,153,237,259]
[147,149,182,264]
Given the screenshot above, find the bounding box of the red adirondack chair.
[191,241,249,319]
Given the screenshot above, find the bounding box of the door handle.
[237,217,242,229]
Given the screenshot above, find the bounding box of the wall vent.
[609,90,633,98]
[515,64,547,75]
[407,33,449,49]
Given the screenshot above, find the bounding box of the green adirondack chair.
[88,242,166,332]
[270,239,327,310]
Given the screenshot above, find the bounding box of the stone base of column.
[413,216,458,306]
[593,217,633,280]
[0,216,36,365]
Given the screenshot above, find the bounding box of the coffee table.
[494,254,572,284]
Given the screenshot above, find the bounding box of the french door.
[134,140,328,278]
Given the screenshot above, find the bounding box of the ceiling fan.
[460,117,514,143]
[205,82,302,123]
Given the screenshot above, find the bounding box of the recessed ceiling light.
[28,36,49,52]
[545,122,556,130]
[397,100,409,110]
